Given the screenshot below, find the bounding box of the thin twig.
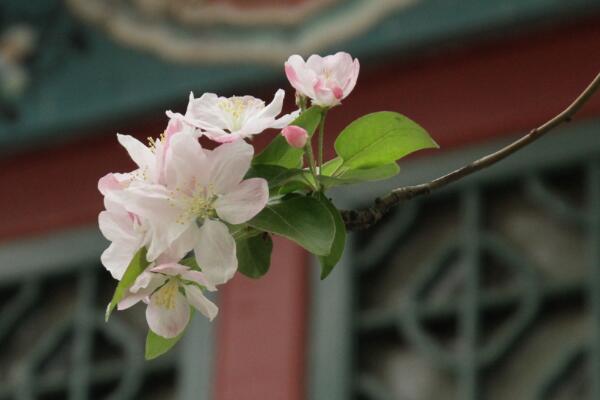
[342,72,600,231]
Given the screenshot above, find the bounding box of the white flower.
[118,261,218,338]
[99,114,199,279]
[285,52,360,107]
[182,89,298,143]
[98,173,149,280]
[117,135,268,285]
[115,114,198,186]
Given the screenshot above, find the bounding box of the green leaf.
[276,178,315,195]
[229,223,262,241]
[237,233,273,279]
[145,309,193,360]
[245,164,312,193]
[336,163,399,182]
[317,160,400,189]
[316,194,346,279]
[253,106,323,168]
[321,157,343,176]
[334,112,438,169]
[247,196,335,256]
[105,247,150,321]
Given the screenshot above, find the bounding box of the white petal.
[117,292,146,311]
[118,272,166,310]
[101,241,139,280]
[186,92,230,130]
[131,271,167,293]
[164,131,210,189]
[255,89,284,120]
[214,178,268,224]
[209,140,253,194]
[184,285,218,321]
[113,182,189,261]
[146,282,190,338]
[181,270,216,291]
[271,109,301,129]
[194,220,237,285]
[199,126,231,142]
[117,134,155,175]
[151,262,189,276]
[342,58,360,98]
[162,224,197,262]
[306,54,326,71]
[285,55,316,97]
[98,210,135,243]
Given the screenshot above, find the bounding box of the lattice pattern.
[352,161,600,400]
[0,265,180,399]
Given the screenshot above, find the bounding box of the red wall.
[1,16,599,400]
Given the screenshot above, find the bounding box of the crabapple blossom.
[285,52,360,107]
[116,113,198,186]
[118,260,218,338]
[98,173,149,280]
[116,134,268,284]
[182,89,298,143]
[98,115,199,279]
[281,125,308,148]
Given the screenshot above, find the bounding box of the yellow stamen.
[154,279,179,310]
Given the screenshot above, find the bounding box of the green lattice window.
[310,119,600,400]
[0,229,214,399]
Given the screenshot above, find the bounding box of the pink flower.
[181,90,299,143]
[281,125,308,148]
[98,114,199,280]
[98,173,150,280]
[285,52,360,107]
[115,136,269,285]
[118,260,218,338]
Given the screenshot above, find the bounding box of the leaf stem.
[304,141,320,191]
[317,109,328,176]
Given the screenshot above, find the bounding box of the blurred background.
[1,1,600,399]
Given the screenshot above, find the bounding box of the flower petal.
[343,58,360,97]
[271,109,300,130]
[214,178,268,225]
[209,140,253,194]
[98,209,135,243]
[112,182,189,261]
[194,219,237,285]
[285,54,317,98]
[118,272,167,310]
[146,281,190,338]
[181,270,217,291]
[101,241,139,280]
[117,134,155,174]
[185,92,231,130]
[255,89,285,120]
[184,285,218,321]
[131,270,167,293]
[151,262,189,276]
[164,131,210,190]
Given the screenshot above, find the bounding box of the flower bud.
[281,125,308,148]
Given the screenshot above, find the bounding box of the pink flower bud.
[281,125,308,148]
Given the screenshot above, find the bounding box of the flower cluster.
[99,52,367,348]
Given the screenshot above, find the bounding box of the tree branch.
[342,72,600,231]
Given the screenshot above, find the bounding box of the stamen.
[154,279,179,310]
[217,96,264,131]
